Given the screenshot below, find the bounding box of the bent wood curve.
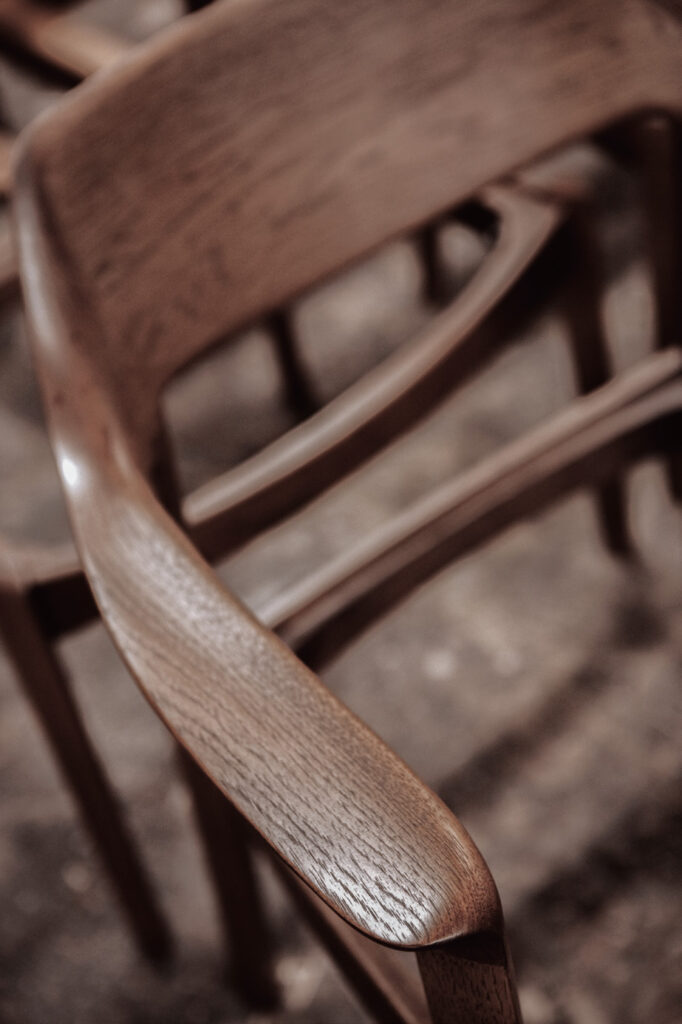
[186,185,562,559]
[15,162,503,954]
[17,0,682,447]
[258,349,682,664]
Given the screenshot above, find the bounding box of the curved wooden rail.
[186,185,562,559]
[255,349,682,665]
[16,152,509,966]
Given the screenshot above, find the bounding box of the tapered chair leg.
[631,115,682,503]
[0,586,172,963]
[417,220,449,306]
[267,308,319,419]
[560,213,633,556]
[179,750,279,1008]
[417,932,522,1024]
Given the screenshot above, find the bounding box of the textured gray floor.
[0,4,681,1023]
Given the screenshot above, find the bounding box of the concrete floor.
[0,3,681,1022]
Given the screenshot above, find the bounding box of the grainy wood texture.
[276,862,429,1024]
[22,0,682,451]
[179,749,279,1008]
[631,114,682,501]
[418,934,522,1024]
[11,0,682,1020]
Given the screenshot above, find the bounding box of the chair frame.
[10,0,682,1020]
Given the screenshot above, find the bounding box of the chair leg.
[267,309,319,419]
[417,932,522,1024]
[178,750,279,1008]
[417,221,449,306]
[631,115,682,504]
[560,213,633,556]
[0,587,172,963]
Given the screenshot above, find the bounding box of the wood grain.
[258,351,682,667]
[22,0,682,446]
[11,1,682,1018]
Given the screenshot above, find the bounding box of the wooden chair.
[0,0,232,977]
[10,0,682,1019]
[0,7,608,987]
[0,157,570,998]
[0,6,625,986]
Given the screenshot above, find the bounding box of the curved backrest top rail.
[14,0,682,444]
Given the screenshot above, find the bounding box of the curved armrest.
[185,184,563,559]
[16,166,501,951]
[40,371,501,949]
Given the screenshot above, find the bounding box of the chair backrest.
[16,0,682,449]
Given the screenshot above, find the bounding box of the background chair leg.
[417,932,522,1024]
[178,750,279,1008]
[631,114,682,503]
[0,588,172,963]
[417,220,449,307]
[267,309,319,419]
[560,213,634,556]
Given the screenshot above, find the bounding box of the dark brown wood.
[560,212,633,556]
[418,933,521,1024]
[0,576,172,962]
[631,114,682,503]
[185,186,562,560]
[633,116,682,349]
[18,0,681,452]
[417,220,448,307]
[265,351,682,669]
[12,2,682,1019]
[277,861,429,1024]
[266,307,318,418]
[179,751,278,1008]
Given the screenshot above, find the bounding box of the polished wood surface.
[11,0,682,1019]
[22,0,682,448]
[187,184,562,559]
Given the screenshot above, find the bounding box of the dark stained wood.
[18,175,508,997]
[417,220,448,307]
[185,186,562,560]
[418,933,521,1024]
[265,351,682,668]
[20,0,682,450]
[266,307,319,418]
[179,750,279,1008]
[0,573,172,963]
[277,861,429,1024]
[11,1,682,1019]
